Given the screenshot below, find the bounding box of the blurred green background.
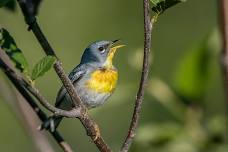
[1,0,227,152]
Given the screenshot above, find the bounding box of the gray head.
[80,40,123,66]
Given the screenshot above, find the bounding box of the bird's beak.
[112,39,120,44]
[110,39,125,51]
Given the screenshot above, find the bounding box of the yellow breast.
[85,69,118,93]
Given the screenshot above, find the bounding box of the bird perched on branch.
[40,40,124,131]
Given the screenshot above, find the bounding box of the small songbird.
[41,40,124,131]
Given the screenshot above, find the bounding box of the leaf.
[4,0,16,11]
[0,0,16,11]
[150,0,161,5]
[0,28,29,73]
[151,0,186,15]
[31,56,56,81]
[0,0,11,7]
[173,38,213,104]
[136,122,180,144]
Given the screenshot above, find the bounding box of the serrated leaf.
[0,28,29,73]
[150,0,161,6]
[151,0,186,15]
[31,56,56,80]
[173,38,213,104]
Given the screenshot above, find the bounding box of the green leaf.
[150,0,161,6]
[173,38,213,103]
[136,122,180,144]
[0,0,11,7]
[31,56,56,81]
[151,0,186,15]
[0,0,16,11]
[4,0,16,11]
[0,28,29,73]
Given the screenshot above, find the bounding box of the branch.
[16,0,111,151]
[0,49,81,118]
[1,49,110,151]
[120,0,152,151]
[0,55,73,152]
[15,93,55,152]
[22,74,82,118]
[0,51,55,152]
[218,0,228,143]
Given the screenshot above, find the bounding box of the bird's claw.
[93,123,101,141]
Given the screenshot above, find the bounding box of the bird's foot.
[93,123,101,141]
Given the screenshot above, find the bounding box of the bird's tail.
[39,116,63,132]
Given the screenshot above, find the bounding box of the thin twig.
[17,0,82,109]
[22,77,82,118]
[0,51,55,152]
[0,55,73,152]
[16,0,111,151]
[218,0,228,143]
[15,92,56,152]
[120,0,152,151]
[0,50,81,118]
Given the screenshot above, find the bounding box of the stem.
[0,55,73,152]
[0,52,55,152]
[218,0,228,143]
[16,0,111,151]
[120,0,152,151]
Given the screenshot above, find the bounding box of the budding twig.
[120,0,152,151]
[16,0,111,151]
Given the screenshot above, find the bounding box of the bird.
[40,40,124,132]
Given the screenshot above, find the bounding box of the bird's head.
[80,40,125,68]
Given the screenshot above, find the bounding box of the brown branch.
[0,50,81,118]
[22,76,82,118]
[17,0,83,109]
[0,54,73,152]
[0,80,56,152]
[1,49,109,151]
[16,0,111,151]
[218,0,228,143]
[120,0,152,151]
[0,51,55,152]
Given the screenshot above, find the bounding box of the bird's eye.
[98,47,105,53]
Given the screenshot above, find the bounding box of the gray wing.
[55,64,86,107]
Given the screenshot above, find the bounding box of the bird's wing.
[55,64,86,107]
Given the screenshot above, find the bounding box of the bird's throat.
[103,44,125,68]
[104,48,116,68]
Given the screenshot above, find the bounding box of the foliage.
[31,56,56,81]
[150,0,186,22]
[137,32,226,152]
[0,0,42,13]
[0,0,226,152]
[0,28,55,82]
[0,0,12,7]
[151,0,186,14]
[0,28,29,73]
[0,0,16,11]
[173,38,213,103]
